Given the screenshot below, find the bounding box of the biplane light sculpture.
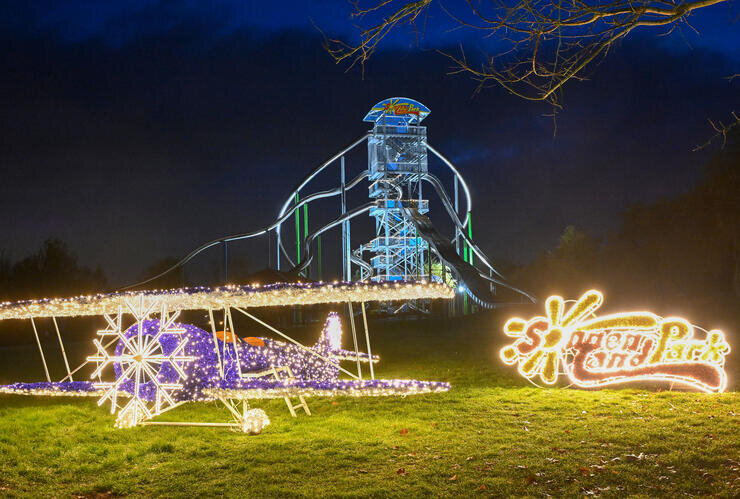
[0,281,453,433]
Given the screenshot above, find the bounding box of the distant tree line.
[511,135,739,327]
[0,136,736,331]
[0,239,106,302]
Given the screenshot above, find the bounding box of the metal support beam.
[347,302,362,380]
[233,307,360,380]
[454,176,459,253]
[360,302,374,379]
[340,156,347,280]
[61,335,118,382]
[208,308,225,378]
[303,202,309,278]
[225,307,244,378]
[52,317,72,381]
[317,235,322,280]
[30,318,51,382]
[276,225,281,271]
[223,241,228,283]
[295,193,301,268]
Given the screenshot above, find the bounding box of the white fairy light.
[240,408,270,434]
[1,282,454,433]
[0,281,453,320]
[324,313,342,350]
[500,289,731,393]
[87,297,194,428]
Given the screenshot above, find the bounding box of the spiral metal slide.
[122,129,535,309]
[121,135,371,291]
[402,207,535,308]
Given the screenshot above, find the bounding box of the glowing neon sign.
[500,290,730,393]
[380,99,420,116]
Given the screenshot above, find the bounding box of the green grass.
[0,313,738,497]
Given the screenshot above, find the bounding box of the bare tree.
[324,0,735,113]
[693,110,740,151]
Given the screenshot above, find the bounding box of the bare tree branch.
[693,112,740,151]
[323,0,733,110]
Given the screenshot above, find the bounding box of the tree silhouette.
[0,239,106,301]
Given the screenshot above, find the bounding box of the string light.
[209,379,451,400]
[87,297,195,428]
[500,290,731,393]
[240,408,270,434]
[1,305,450,429]
[0,281,453,320]
[0,382,103,397]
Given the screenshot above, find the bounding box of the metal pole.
[317,235,322,280]
[303,202,309,278]
[454,175,460,316]
[467,213,474,310]
[276,225,281,271]
[454,176,459,254]
[346,215,351,281]
[347,302,362,380]
[226,307,244,378]
[30,318,51,382]
[341,156,347,280]
[52,317,72,381]
[384,213,390,281]
[60,335,118,382]
[428,247,432,281]
[467,212,473,266]
[224,241,228,283]
[361,302,374,379]
[419,166,424,279]
[208,308,225,377]
[295,193,301,268]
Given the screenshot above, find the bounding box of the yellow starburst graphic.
[499,290,606,384]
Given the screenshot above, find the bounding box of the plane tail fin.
[315,312,379,364]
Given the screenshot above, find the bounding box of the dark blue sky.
[1,1,738,284]
[5,1,739,57]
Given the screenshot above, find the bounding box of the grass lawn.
[0,311,738,497]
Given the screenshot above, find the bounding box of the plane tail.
[315,312,379,364]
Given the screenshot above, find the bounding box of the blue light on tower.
[357,98,431,283]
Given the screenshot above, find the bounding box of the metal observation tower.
[129,98,535,311]
[361,100,430,283]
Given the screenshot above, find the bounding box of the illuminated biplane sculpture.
[0,281,452,433]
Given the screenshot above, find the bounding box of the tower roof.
[363,97,430,125]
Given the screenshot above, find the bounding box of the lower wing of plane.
[207,378,451,399]
[0,378,450,399]
[1,381,103,397]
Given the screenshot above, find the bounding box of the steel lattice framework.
[121,97,536,311]
[360,99,431,283]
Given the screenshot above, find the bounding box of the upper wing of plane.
[0,281,453,320]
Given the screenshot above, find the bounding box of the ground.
[0,311,738,497]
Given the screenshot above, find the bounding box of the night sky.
[1,1,738,285]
